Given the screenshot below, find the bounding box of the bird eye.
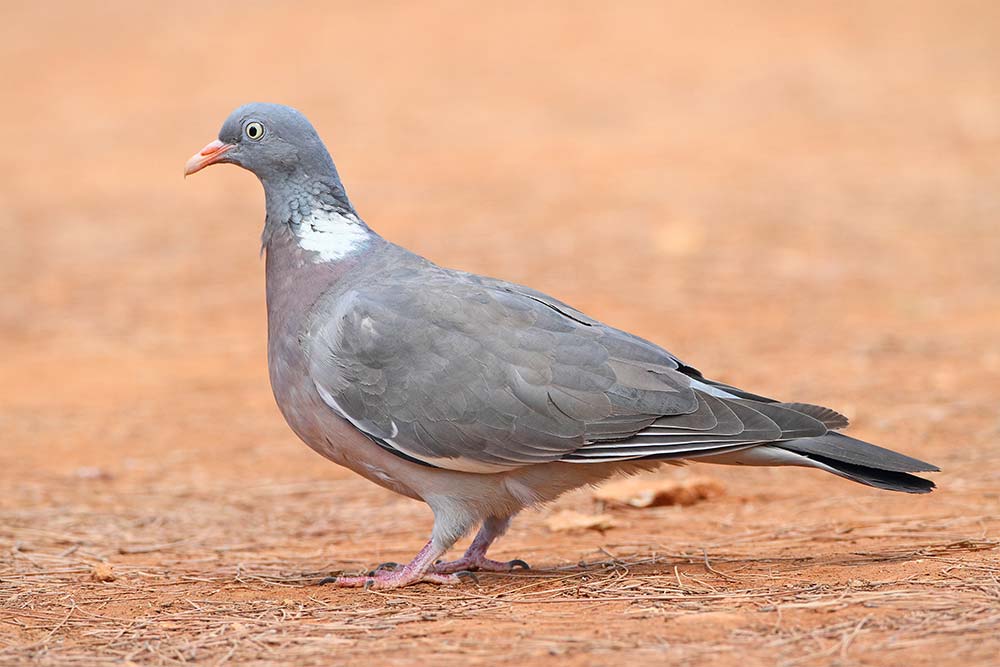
[244,121,265,141]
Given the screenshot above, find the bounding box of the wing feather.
[308,255,841,473]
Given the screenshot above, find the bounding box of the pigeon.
[185,103,938,589]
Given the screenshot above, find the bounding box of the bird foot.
[319,567,478,590]
[432,555,530,574]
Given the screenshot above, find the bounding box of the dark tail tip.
[804,452,937,494]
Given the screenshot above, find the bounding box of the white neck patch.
[294,209,370,262]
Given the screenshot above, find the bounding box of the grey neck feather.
[259,155,375,254]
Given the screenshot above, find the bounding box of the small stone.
[91,562,116,582]
[74,466,113,481]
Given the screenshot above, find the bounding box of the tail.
[694,432,939,494]
[776,433,938,494]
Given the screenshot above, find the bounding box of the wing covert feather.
[308,261,838,473]
[309,267,701,472]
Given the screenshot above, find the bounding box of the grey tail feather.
[777,432,939,494]
[778,403,850,429]
[778,432,939,472]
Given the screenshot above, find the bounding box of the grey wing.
[310,272,841,473]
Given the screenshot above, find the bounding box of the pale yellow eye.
[244,121,265,141]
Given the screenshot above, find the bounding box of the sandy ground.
[2,2,1000,665]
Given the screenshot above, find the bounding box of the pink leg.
[432,516,529,574]
[320,540,476,590]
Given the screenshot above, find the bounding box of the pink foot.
[319,568,475,590]
[317,540,481,589]
[433,555,530,574]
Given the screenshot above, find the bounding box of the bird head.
[184,103,334,182]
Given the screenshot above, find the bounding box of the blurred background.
[2,2,999,664]
[4,0,998,484]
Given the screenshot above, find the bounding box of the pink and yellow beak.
[184,139,235,176]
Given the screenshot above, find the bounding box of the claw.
[455,570,479,584]
[509,559,531,570]
[318,576,339,586]
[367,561,400,576]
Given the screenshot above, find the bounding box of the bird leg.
[320,540,478,589]
[432,516,530,574]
